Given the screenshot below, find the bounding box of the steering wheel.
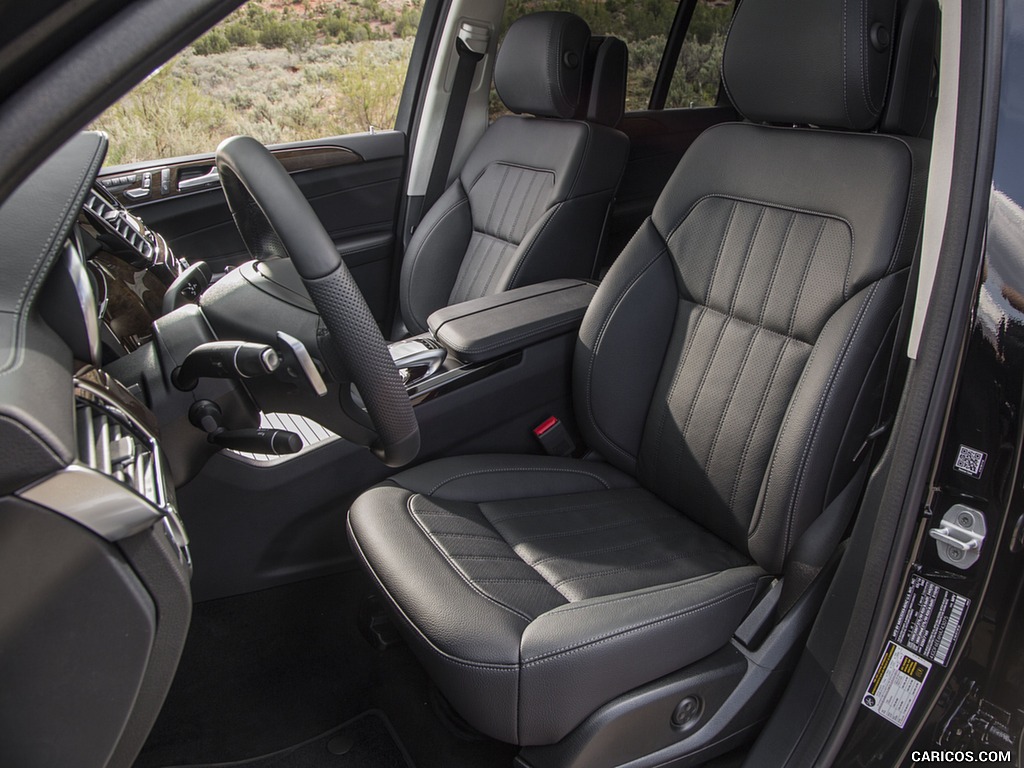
[215,135,419,467]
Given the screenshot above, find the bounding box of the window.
[663,0,733,109]
[490,0,732,120]
[91,0,423,165]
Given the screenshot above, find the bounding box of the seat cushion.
[348,455,765,745]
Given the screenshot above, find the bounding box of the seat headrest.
[880,0,939,137]
[494,12,592,119]
[575,36,628,127]
[722,0,899,130]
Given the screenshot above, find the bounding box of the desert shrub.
[193,30,231,55]
[395,8,420,38]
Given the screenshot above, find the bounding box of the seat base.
[348,455,765,745]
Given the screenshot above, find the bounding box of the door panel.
[98,131,407,325]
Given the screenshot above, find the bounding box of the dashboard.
[0,130,192,567]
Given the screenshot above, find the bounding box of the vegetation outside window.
[92,0,423,166]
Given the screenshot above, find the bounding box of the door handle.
[178,167,220,191]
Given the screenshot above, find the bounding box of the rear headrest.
[880,0,939,137]
[494,12,591,119]
[575,36,628,127]
[722,0,899,130]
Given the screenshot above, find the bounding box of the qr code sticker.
[954,445,987,479]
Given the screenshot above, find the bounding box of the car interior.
[0,0,961,767]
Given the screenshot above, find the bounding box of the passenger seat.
[396,12,629,336]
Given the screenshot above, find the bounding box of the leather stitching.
[648,302,708,479]
[346,525,520,672]
[506,206,560,290]
[728,336,794,514]
[758,212,796,326]
[515,514,679,543]
[583,243,670,463]
[402,191,469,331]
[843,0,852,127]
[551,546,714,588]
[529,527,696,566]
[661,193,851,249]
[787,219,828,339]
[705,324,761,475]
[521,583,756,665]
[427,467,614,496]
[729,205,766,314]
[782,283,879,556]
[538,570,740,616]
[486,495,629,525]
[408,493,536,621]
[704,199,739,305]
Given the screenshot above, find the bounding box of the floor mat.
[163,711,414,768]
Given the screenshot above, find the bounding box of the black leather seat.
[397,12,629,336]
[350,0,928,747]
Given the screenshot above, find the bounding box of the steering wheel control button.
[929,504,986,569]
[671,695,703,732]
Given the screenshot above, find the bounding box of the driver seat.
[349,0,927,748]
[396,11,629,336]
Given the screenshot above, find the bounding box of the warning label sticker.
[863,641,931,728]
[892,575,970,666]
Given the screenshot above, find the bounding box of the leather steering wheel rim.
[215,135,419,467]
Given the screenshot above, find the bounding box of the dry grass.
[93,39,414,165]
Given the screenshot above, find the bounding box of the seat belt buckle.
[533,416,575,457]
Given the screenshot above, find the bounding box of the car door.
[90,2,436,327]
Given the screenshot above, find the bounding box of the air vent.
[84,189,155,261]
[76,396,161,508]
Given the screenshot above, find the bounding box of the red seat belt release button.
[533,416,575,457]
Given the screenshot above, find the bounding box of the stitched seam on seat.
[843,0,852,127]
[447,554,524,562]
[886,137,920,275]
[678,311,732,446]
[407,494,536,621]
[787,219,828,339]
[662,194,852,249]
[728,337,792,513]
[757,211,794,329]
[783,283,878,554]
[706,325,760,476]
[703,199,738,305]
[516,514,680,543]
[582,245,669,462]
[551,546,713,587]
[566,120,593,198]
[729,206,765,315]
[529,527,695,566]
[486,496,628,524]
[648,302,708,478]
[347,521,519,672]
[539,570,733,616]
[506,206,560,289]
[428,467,614,496]
[402,192,468,330]
[521,583,756,665]
[497,167,528,241]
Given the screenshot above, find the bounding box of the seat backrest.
[398,12,629,335]
[574,0,930,574]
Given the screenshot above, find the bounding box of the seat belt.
[422,28,486,213]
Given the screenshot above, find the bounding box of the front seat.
[397,12,629,336]
[350,0,928,748]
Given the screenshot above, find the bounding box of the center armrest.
[427,279,597,363]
